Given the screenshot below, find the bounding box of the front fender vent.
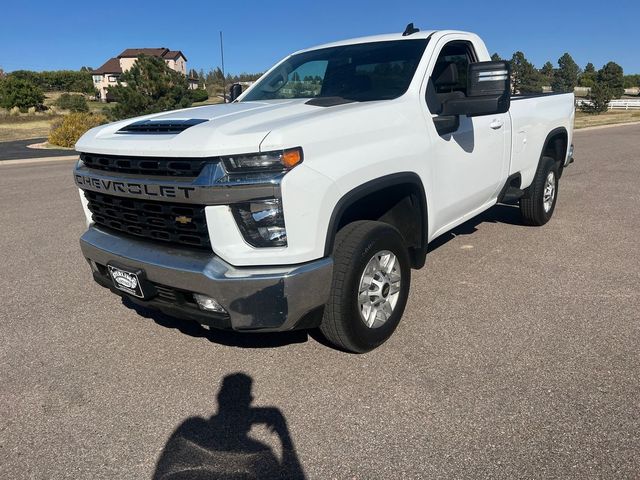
[117,118,207,134]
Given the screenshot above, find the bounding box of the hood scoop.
[117,118,208,134]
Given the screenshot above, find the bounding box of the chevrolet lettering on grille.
[74,174,196,200]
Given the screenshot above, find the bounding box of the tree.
[510,51,543,94]
[623,74,640,89]
[0,77,44,110]
[579,63,597,88]
[597,62,624,98]
[540,61,554,85]
[490,53,502,62]
[580,81,612,114]
[552,53,580,93]
[9,69,93,93]
[108,55,192,120]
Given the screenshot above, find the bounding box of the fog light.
[193,293,227,313]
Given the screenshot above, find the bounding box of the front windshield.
[242,39,429,102]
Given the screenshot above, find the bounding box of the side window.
[426,41,477,134]
[432,42,475,95]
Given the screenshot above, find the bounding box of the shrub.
[48,112,107,148]
[9,69,94,93]
[189,88,209,102]
[579,82,612,114]
[55,93,89,112]
[0,77,44,111]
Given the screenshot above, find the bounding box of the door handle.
[490,119,504,130]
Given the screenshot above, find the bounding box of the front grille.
[80,153,210,177]
[85,191,210,249]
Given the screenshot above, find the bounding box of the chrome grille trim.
[74,161,283,205]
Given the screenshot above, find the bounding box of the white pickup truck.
[74,26,575,352]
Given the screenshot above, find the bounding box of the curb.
[0,155,79,166]
[575,121,640,132]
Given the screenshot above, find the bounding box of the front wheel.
[320,221,411,353]
[520,156,560,226]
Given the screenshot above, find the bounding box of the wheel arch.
[541,126,569,169]
[324,172,429,269]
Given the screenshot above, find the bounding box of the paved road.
[0,138,76,160]
[1,126,638,479]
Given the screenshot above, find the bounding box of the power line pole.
[220,31,226,103]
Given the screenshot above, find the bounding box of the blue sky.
[2,1,639,74]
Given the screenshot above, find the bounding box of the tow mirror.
[229,83,243,102]
[441,61,511,117]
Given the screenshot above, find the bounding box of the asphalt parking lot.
[1,124,639,479]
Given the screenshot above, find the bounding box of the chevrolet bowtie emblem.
[175,215,193,224]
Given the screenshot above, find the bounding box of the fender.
[541,126,569,164]
[323,172,429,267]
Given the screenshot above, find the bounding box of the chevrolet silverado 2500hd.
[74,27,575,352]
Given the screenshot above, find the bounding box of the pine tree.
[552,53,580,93]
[109,55,191,120]
[579,63,597,88]
[510,52,543,94]
[581,82,612,114]
[597,62,624,98]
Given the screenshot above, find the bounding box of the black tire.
[320,221,411,353]
[520,156,560,226]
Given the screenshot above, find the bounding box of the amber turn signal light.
[282,148,303,168]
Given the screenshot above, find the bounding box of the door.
[423,39,509,233]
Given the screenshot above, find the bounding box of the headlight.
[231,199,287,247]
[222,147,303,173]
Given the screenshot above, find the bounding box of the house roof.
[92,57,122,74]
[118,48,168,58]
[92,48,188,75]
[163,50,187,61]
[116,48,187,61]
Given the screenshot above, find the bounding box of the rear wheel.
[520,156,559,226]
[320,221,411,353]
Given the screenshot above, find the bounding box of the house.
[92,48,198,101]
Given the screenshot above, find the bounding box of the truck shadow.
[121,298,310,349]
[153,372,306,480]
[428,203,524,253]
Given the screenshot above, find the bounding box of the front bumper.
[80,226,333,331]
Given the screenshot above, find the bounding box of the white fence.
[575,98,640,110]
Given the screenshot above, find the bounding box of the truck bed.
[508,92,575,188]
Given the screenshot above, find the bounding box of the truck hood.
[75,99,377,157]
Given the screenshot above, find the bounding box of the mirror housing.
[229,83,243,102]
[441,61,511,117]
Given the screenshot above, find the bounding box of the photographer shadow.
[153,373,306,480]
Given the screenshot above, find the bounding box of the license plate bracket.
[107,264,148,299]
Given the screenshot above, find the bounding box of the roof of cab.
[295,30,439,54]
